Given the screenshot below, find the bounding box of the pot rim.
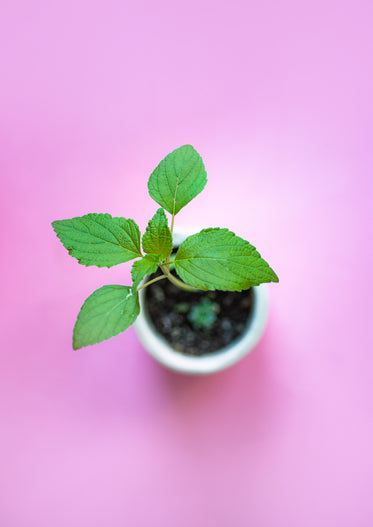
[135,282,269,375]
[134,228,269,375]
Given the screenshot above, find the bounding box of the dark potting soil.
[144,269,254,356]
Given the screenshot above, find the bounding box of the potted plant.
[52,145,278,374]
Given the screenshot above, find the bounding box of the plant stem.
[164,213,176,272]
[160,265,199,293]
[170,213,175,235]
[136,274,167,292]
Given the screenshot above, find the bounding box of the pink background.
[1,1,372,526]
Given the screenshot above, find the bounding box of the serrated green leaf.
[174,228,279,291]
[142,208,172,258]
[52,213,142,267]
[73,285,140,349]
[148,145,207,215]
[131,255,160,289]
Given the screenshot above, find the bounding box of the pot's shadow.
[144,322,292,447]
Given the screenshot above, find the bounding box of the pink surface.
[1,1,372,526]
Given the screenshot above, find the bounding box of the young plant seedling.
[187,297,219,331]
[52,145,279,349]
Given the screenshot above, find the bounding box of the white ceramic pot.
[134,231,270,375]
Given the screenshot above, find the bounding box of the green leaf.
[52,213,142,267]
[174,228,279,291]
[131,254,160,289]
[73,285,140,349]
[142,208,172,258]
[148,145,207,216]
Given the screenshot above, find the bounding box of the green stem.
[170,213,175,235]
[160,265,199,293]
[163,214,174,274]
[136,274,167,292]
[165,213,176,272]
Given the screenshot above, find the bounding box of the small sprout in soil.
[51,144,279,350]
[187,298,218,331]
